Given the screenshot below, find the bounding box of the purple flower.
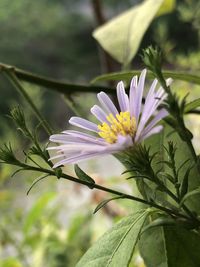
[48,69,171,168]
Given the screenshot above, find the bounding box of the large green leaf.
[76,210,149,267]
[139,226,200,267]
[91,70,200,86]
[93,0,164,65]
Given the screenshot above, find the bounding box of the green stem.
[3,70,53,136]
[0,63,113,94]
[19,163,191,220]
[158,73,200,176]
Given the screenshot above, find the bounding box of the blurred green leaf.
[157,0,176,16]
[139,225,200,267]
[23,192,56,235]
[76,210,149,267]
[91,70,200,86]
[93,0,164,65]
[0,258,22,267]
[185,98,200,113]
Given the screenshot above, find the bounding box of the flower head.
[48,69,171,168]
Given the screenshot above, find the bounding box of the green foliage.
[23,192,56,235]
[139,225,200,267]
[74,164,95,187]
[93,0,164,66]
[91,70,200,86]
[76,210,149,267]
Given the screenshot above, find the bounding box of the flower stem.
[20,163,192,221]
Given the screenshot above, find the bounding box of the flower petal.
[97,92,119,116]
[69,117,98,132]
[135,109,168,142]
[129,75,138,117]
[134,69,147,122]
[91,105,108,123]
[139,125,163,142]
[117,81,129,112]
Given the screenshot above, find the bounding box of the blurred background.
[0,0,200,266]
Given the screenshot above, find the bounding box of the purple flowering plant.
[1,27,200,267]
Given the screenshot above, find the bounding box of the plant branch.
[0,63,113,94]
[19,163,192,221]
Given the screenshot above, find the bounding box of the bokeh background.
[0,1,200,266]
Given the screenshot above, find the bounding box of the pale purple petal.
[62,130,107,145]
[134,69,147,123]
[50,131,107,147]
[135,109,168,142]
[117,81,129,112]
[91,105,108,123]
[139,125,163,142]
[129,75,138,117]
[97,92,119,115]
[69,117,98,132]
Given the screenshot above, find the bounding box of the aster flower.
[48,69,171,168]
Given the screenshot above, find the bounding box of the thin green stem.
[19,163,191,220]
[0,63,113,94]
[3,70,53,136]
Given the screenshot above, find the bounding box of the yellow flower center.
[98,111,137,144]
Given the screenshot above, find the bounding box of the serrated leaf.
[139,225,200,267]
[91,70,200,86]
[93,0,164,65]
[185,98,200,113]
[76,210,149,267]
[23,192,55,235]
[74,164,95,188]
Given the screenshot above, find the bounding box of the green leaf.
[74,164,95,188]
[91,70,200,86]
[0,258,22,267]
[139,225,200,267]
[180,168,191,199]
[93,196,125,214]
[93,0,164,65]
[76,210,149,267]
[185,98,200,113]
[23,192,55,235]
[156,0,176,16]
[180,186,200,207]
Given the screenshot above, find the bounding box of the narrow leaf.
[74,164,95,188]
[180,187,200,207]
[93,196,125,214]
[185,98,200,113]
[91,70,200,86]
[180,168,191,199]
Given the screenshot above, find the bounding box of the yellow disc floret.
[98,111,137,144]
